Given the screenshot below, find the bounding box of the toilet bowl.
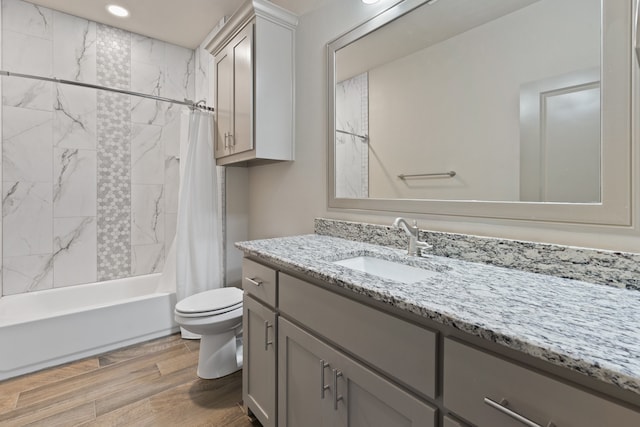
[174,287,244,379]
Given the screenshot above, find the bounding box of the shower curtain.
[175,110,223,326]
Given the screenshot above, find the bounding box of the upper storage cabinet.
[206,0,297,166]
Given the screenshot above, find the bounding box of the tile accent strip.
[314,218,640,290]
[96,24,131,281]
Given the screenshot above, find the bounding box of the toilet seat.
[175,287,243,318]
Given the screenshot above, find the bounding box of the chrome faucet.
[393,217,432,256]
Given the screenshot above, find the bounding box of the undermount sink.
[333,256,439,284]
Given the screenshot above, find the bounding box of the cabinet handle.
[484,397,555,427]
[320,360,330,399]
[245,277,263,287]
[264,321,273,350]
[333,369,343,410]
[224,132,229,149]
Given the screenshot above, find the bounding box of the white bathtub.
[0,273,178,380]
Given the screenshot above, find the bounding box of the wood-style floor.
[0,334,259,426]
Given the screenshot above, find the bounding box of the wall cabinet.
[241,257,640,427]
[206,0,297,166]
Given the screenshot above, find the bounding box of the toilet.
[174,287,244,379]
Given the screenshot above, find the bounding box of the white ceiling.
[26,0,330,48]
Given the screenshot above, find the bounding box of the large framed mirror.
[328,0,632,225]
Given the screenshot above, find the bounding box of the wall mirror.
[328,0,632,225]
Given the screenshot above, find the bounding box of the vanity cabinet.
[242,259,278,427]
[443,339,640,427]
[241,257,640,427]
[278,318,437,427]
[206,0,297,166]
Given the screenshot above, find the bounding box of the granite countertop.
[236,234,640,396]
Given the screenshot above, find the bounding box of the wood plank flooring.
[0,334,259,426]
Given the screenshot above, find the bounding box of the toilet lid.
[175,287,243,315]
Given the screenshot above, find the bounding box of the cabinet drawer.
[242,258,277,307]
[443,339,640,427]
[279,273,437,398]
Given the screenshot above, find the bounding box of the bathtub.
[0,273,179,380]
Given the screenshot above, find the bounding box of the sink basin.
[333,256,439,284]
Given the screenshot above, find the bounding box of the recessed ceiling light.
[106,4,129,17]
[362,0,380,4]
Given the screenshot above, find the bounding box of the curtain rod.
[0,70,214,112]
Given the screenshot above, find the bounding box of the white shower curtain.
[176,110,223,308]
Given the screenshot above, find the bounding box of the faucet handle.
[413,222,432,256]
[415,239,432,254]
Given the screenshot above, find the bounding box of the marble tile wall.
[0,0,194,295]
[315,218,640,291]
[335,72,368,198]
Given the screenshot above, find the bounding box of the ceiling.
[27,0,331,48]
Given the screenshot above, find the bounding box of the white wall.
[0,1,3,298]
[245,0,640,254]
[368,0,599,201]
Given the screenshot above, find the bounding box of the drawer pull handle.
[320,360,330,399]
[333,369,344,410]
[264,321,273,350]
[246,277,263,287]
[484,397,555,427]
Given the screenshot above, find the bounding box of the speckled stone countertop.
[236,234,640,397]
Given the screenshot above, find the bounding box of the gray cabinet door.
[230,22,254,155]
[214,22,254,159]
[331,338,437,427]
[214,46,232,159]
[243,295,276,427]
[278,318,337,427]
[278,318,436,427]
